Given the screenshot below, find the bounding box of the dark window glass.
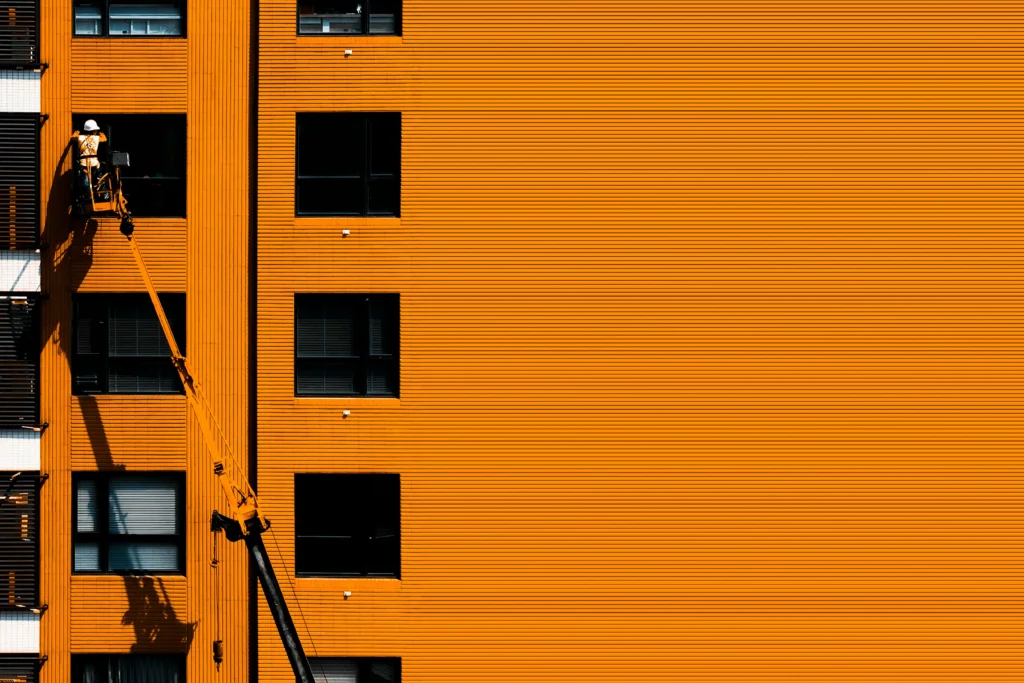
[72,655,186,682]
[294,294,399,397]
[295,474,400,577]
[296,113,400,217]
[0,296,41,428]
[73,1,187,37]
[310,658,402,683]
[0,473,40,607]
[72,473,185,575]
[0,1,39,65]
[0,114,40,247]
[72,293,186,395]
[71,114,186,217]
[297,1,401,36]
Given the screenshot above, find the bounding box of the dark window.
[72,655,185,682]
[310,658,401,683]
[0,296,40,428]
[73,1,186,37]
[72,473,185,574]
[295,294,399,397]
[71,114,186,217]
[0,472,39,608]
[72,293,186,395]
[0,656,39,683]
[296,113,400,217]
[0,0,38,65]
[0,114,40,247]
[298,1,400,36]
[295,474,400,578]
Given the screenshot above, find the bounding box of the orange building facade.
[0,1,1020,682]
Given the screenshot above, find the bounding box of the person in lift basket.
[73,119,108,212]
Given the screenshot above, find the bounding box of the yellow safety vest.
[77,134,101,168]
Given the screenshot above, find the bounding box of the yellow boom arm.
[125,232,267,537]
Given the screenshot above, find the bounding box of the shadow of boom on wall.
[122,576,198,654]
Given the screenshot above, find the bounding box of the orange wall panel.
[40,1,250,682]
[71,218,186,292]
[70,396,186,470]
[71,39,187,113]
[70,576,190,653]
[255,1,1024,682]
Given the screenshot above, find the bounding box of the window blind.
[309,658,400,683]
[0,473,38,607]
[0,296,40,428]
[0,1,38,65]
[0,116,39,247]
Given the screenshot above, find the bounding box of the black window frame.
[72,0,187,38]
[0,472,41,610]
[294,473,401,578]
[0,294,41,428]
[297,1,402,37]
[72,113,187,218]
[0,113,41,248]
[0,0,40,66]
[72,654,186,682]
[309,657,402,683]
[295,112,401,217]
[71,292,186,396]
[71,471,186,576]
[294,293,400,398]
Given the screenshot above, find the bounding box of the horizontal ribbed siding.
[70,218,185,292]
[257,1,1024,681]
[70,39,186,112]
[69,575,188,653]
[70,396,186,470]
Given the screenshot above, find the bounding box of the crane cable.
[266,525,325,678]
[212,526,223,671]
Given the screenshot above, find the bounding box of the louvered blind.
[0,473,37,608]
[0,1,37,65]
[73,475,182,573]
[0,655,37,683]
[73,655,183,683]
[72,294,185,395]
[0,116,39,249]
[295,294,399,397]
[0,296,39,428]
[309,658,401,683]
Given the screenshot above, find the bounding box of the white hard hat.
[83,119,99,132]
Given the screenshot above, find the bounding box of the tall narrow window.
[0,1,39,64]
[0,296,40,428]
[72,293,186,395]
[295,294,399,397]
[72,473,185,574]
[73,1,186,37]
[0,114,41,248]
[0,472,39,607]
[298,1,401,36]
[71,114,186,217]
[296,113,401,217]
[295,474,400,578]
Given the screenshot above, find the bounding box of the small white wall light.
[343,410,351,418]
[342,229,350,237]
[344,49,353,57]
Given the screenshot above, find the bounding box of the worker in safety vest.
[73,119,107,202]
